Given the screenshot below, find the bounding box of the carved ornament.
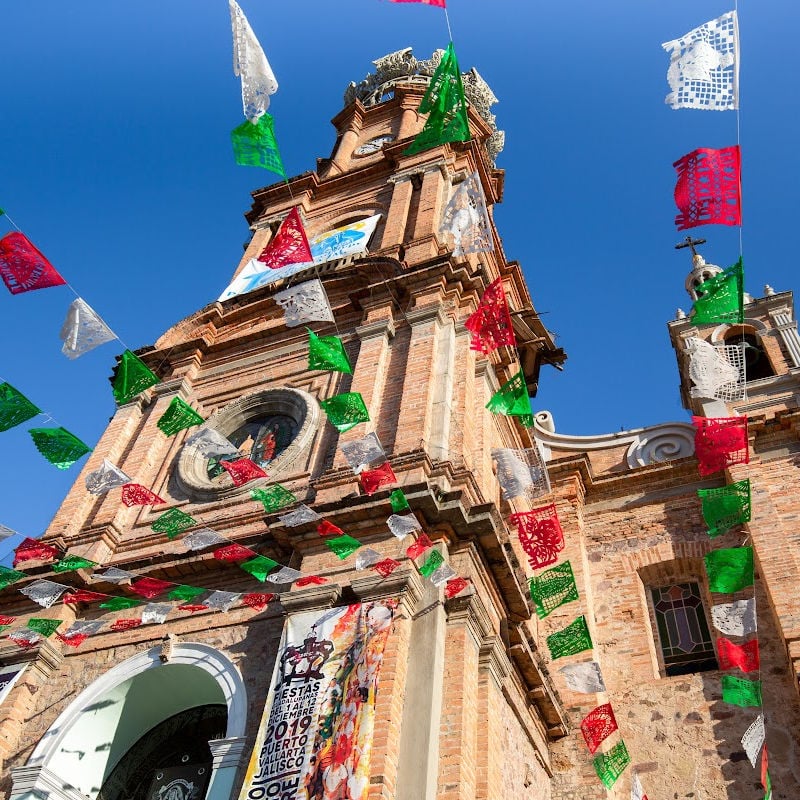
[344,48,505,164]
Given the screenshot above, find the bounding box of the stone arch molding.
[709,317,768,343]
[176,387,321,501]
[12,642,247,800]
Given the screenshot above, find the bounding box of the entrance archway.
[98,704,227,800]
[12,643,247,800]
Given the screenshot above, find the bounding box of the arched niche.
[14,642,246,800]
[711,320,776,381]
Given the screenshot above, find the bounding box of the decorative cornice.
[387,159,452,185]
[208,736,248,769]
[279,584,343,613]
[478,634,512,687]
[443,584,492,646]
[351,567,425,615]
[404,304,448,328]
[151,376,193,400]
[533,411,695,469]
[356,317,396,341]
[10,765,91,800]
[0,638,63,677]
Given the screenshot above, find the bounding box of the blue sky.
[1,0,798,553]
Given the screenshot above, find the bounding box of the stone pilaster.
[206,737,247,800]
[394,305,449,460]
[436,589,494,800]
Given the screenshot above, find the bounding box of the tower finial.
[674,235,707,258]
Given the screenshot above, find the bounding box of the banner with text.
[239,600,395,800]
[219,215,381,302]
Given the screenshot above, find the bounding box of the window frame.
[648,581,719,677]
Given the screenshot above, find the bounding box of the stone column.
[427,316,456,463]
[474,360,499,500]
[0,639,64,780]
[380,174,415,254]
[395,566,446,800]
[206,737,248,800]
[475,638,511,800]
[330,128,360,173]
[332,302,395,470]
[330,105,365,174]
[768,306,800,368]
[448,320,476,470]
[350,568,425,800]
[236,225,273,277]
[41,398,145,552]
[49,349,207,554]
[397,91,423,141]
[63,375,199,563]
[405,162,449,265]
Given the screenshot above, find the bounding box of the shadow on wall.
[703,572,800,800]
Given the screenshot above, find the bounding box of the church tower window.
[723,330,775,381]
[206,413,298,479]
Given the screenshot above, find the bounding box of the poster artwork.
[239,601,395,800]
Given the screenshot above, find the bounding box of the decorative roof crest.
[344,47,505,164]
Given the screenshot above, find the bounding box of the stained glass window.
[651,582,717,676]
[207,414,298,479]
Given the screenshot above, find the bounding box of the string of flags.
[462,256,637,787]
[1,65,486,616]
[0,434,471,647]
[0,2,772,796]
[229,1,284,178]
[662,7,770,798]
[1,176,475,651]
[0,0,478,474]
[474,8,764,797]
[0,209,174,474]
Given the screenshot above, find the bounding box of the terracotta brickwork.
[6,53,798,800]
[0,66,562,800]
[538,321,800,798]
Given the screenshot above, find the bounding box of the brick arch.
[12,643,247,800]
[621,540,712,576]
[310,206,386,235]
[709,318,768,344]
[626,545,719,678]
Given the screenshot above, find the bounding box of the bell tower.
[4,48,568,800]
[668,246,800,419]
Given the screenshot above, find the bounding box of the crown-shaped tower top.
[344,47,505,164]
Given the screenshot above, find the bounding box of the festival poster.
[239,601,395,800]
[218,215,381,302]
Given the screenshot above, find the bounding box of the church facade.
[1,48,799,800]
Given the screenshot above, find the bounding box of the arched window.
[650,582,718,677]
[207,412,299,479]
[723,329,774,381]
